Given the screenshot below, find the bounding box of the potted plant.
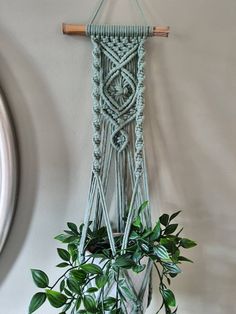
[29,202,196,314]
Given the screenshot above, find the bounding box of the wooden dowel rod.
[62,24,170,37]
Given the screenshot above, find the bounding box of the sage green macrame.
[79,24,154,313]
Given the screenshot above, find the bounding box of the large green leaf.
[31,269,49,288]
[67,222,79,234]
[95,274,108,289]
[161,289,176,307]
[170,211,181,221]
[180,238,197,249]
[83,295,97,313]
[46,290,67,308]
[138,200,149,215]
[103,297,117,311]
[165,224,178,235]
[153,245,171,262]
[57,248,71,262]
[160,214,169,226]
[70,269,87,283]
[114,255,135,268]
[80,263,103,274]
[164,262,181,274]
[28,292,46,314]
[66,278,81,294]
[150,220,161,241]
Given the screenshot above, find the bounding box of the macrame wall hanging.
[63,1,169,313]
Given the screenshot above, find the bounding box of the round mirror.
[0,88,18,254]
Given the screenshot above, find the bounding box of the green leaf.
[83,295,97,313]
[129,231,139,240]
[76,297,82,310]
[153,245,171,262]
[31,269,49,288]
[67,222,79,234]
[70,269,87,283]
[165,224,178,235]
[56,262,70,268]
[46,290,67,308]
[114,255,135,268]
[80,263,103,274]
[150,220,161,241]
[178,256,193,263]
[87,287,99,293]
[180,238,197,249]
[170,210,181,221]
[161,289,176,307]
[140,243,149,252]
[60,279,65,292]
[95,274,108,289]
[132,264,146,273]
[132,249,142,263]
[132,216,142,228]
[54,234,69,242]
[138,201,149,215]
[29,292,46,314]
[62,235,78,243]
[160,214,169,226]
[164,263,181,274]
[57,248,71,262]
[103,297,117,310]
[62,302,72,311]
[67,278,81,294]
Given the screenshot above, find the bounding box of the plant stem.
[50,266,77,290]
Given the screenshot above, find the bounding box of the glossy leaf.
[170,210,181,221]
[180,238,197,249]
[114,255,135,268]
[46,290,67,308]
[75,297,82,310]
[160,214,169,226]
[29,292,46,314]
[66,278,81,294]
[57,248,70,262]
[164,263,181,274]
[103,297,117,310]
[87,287,99,293]
[83,295,97,313]
[161,289,176,307]
[70,269,87,283]
[56,262,70,268]
[31,269,49,288]
[67,222,79,234]
[132,264,146,273]
[150,220,161,241]
[60,279,65,292]
[95,274,108,289]
[138,201,149,215]
[153,245,171,262]
[80,263,103,274]
[165,224,178,235]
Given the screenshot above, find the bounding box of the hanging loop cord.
[88,0,149,25]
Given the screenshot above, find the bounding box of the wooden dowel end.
[62,24,170,37]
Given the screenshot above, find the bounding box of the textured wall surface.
[0,1,236,313]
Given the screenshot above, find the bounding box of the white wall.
[0,1,236,313]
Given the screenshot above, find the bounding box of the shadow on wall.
[0,24,70,284]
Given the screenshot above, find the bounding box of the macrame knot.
[93,161,101,173]
[93,135,101,145]
[93,121,101,130]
